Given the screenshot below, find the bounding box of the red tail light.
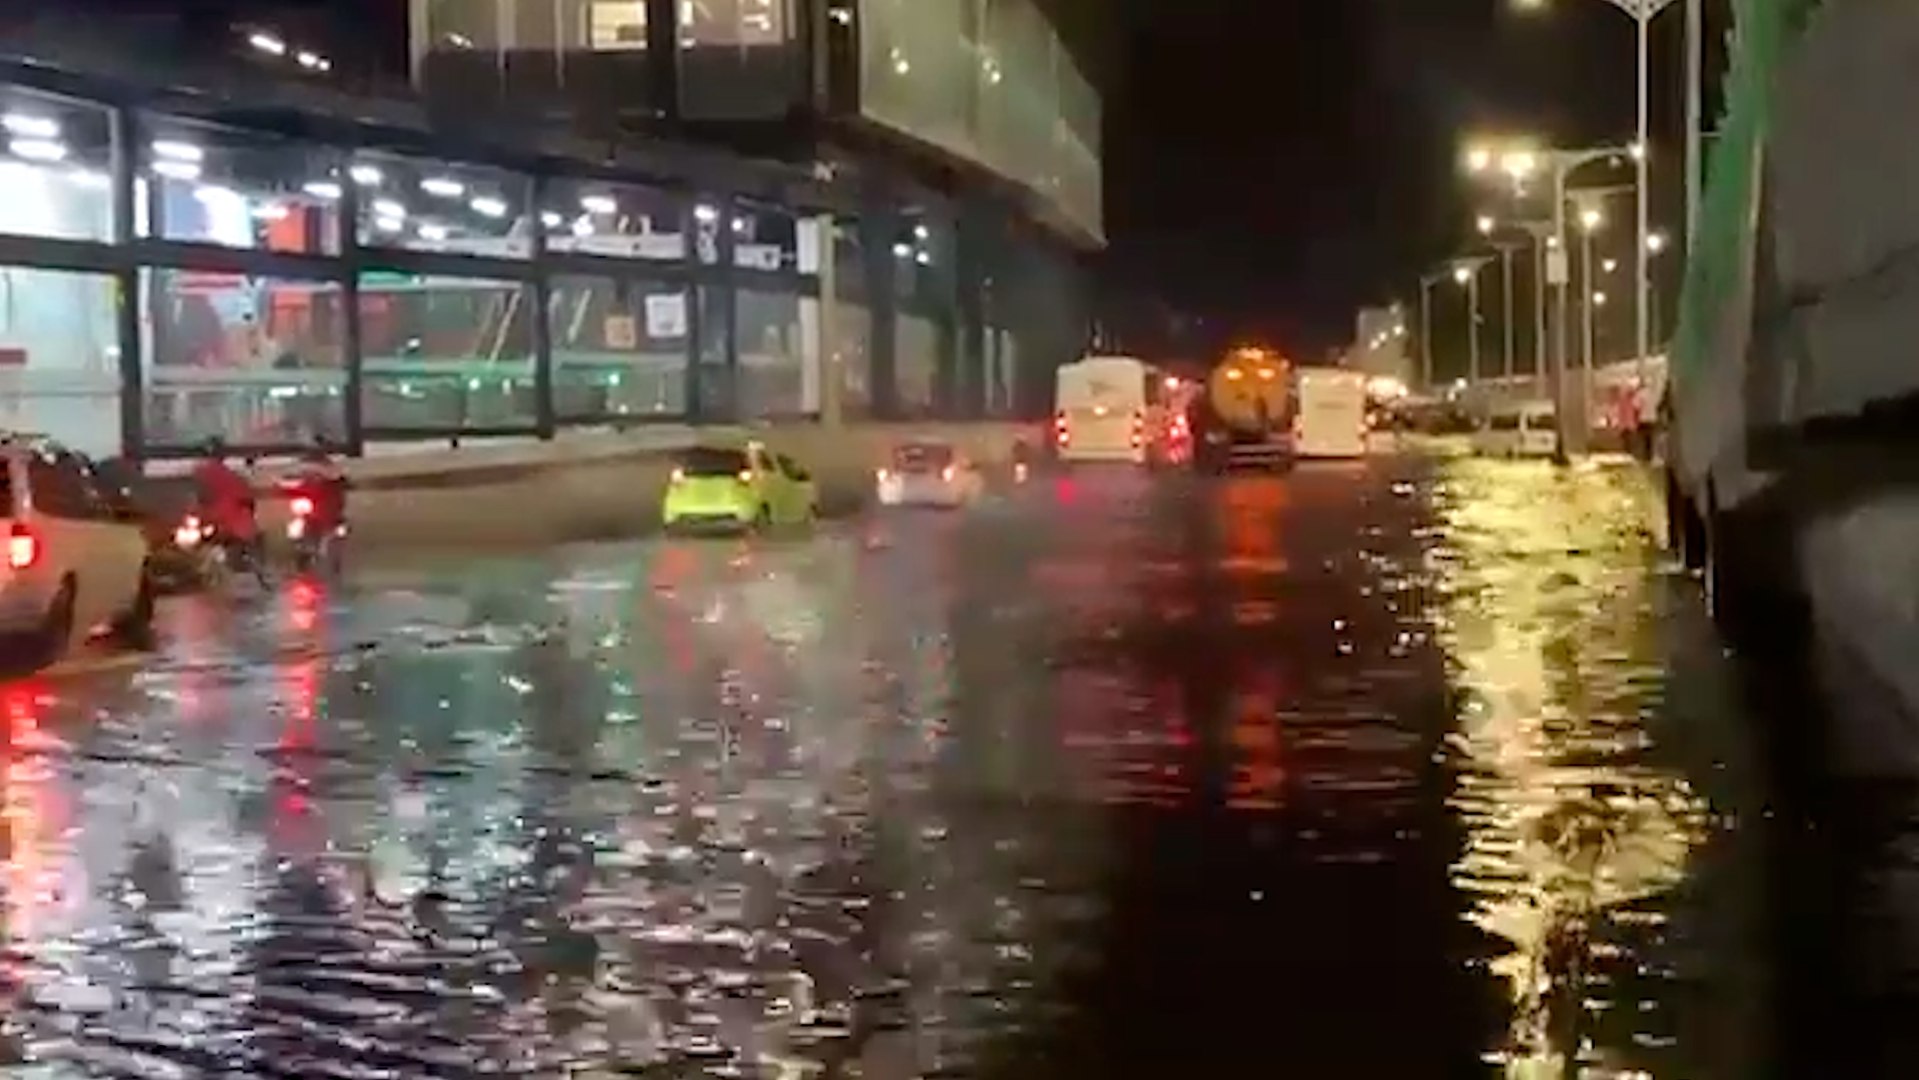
[290,495,316,518]
[7,523,37,570]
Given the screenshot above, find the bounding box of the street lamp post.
[1580,206,1602,376]
[1491,239,1527,380]
[1418,269,1449,392]
[1685,0,1703,249]
[1453,256,1493,385]
[1646,229,1669,342]
[1510,0,1682,440]
[1477,214,1525,382]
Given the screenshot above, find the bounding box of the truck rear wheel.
[1703,493,1808,661]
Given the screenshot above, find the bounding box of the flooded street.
[0,451,1776,1078]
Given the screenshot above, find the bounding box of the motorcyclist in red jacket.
[191,438,264,574]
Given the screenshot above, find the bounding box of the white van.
[1474,401,1558,458]
[1293,368,1369,458]
[1054,356,1168,464]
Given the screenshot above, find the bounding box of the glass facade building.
[0,1,1097,460]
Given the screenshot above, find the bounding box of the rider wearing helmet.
[292,437,350,532]
[191,438,258,544]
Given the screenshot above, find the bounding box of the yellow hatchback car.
[662,443,819,533]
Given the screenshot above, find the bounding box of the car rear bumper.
[877,477,965,506]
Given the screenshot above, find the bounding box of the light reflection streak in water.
[0,527,1093,1078]
[1432,459,1709,1077]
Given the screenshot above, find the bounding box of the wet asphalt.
[0,447,1873,1077]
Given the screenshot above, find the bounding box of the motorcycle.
[146,509,217,593]
[281,479,346,575]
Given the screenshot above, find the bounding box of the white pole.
[1684,0,1703,251]
[1583,229,1596,377]
[1501,245,1516,379]
[1635,10,1652,387]
[1419,277,1434,391]
[1467,271,1481,384]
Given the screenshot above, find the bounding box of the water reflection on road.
[0,453,1774,1077]
[1432,457,1763,1079]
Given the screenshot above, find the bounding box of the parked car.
[875,441,986,508]
[662,442,819,534]
[0,435,155,663]
[1473,401,1559,458]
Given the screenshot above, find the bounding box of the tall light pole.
[1476,215,1524,382]
[1453,256,1493,386]
[1468,141,1633,454]
[1646,229,1669,342]
[1418,269,1449,392]
[1579,206,1604,378]
[1510,0,1682,436]
[1685,0,1703,249]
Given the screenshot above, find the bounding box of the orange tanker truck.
[1193,346,1294,471]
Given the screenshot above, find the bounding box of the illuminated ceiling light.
[913,223,929,240]
[580,193,618,215]
[731,216,750,233]
[295,50,326,70]
[252,202,290,221]
[418,222,450,241]
[469,195,508,218]
[374,215,404,233]
[444,32,475,48]
[891,242,911,258]
[248,31,287,56]
[9,138,67,162]
[371,197,406,219]
[1,113,60,139]
[693,203,719,223]
[303,179,343,199]
[152,139,204,164]
[349,163,382,185]
[192,183,242,204]
[915,250,931,266]
[152,159,200,181]
[421,176,464,197]
[894,58,911,75]
[540,210,563,228]
[68,169,109,189]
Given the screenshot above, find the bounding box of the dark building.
[0,0,1102,459]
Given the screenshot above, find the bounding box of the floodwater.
[0,451,1791,1077]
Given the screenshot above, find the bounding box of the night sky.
[1103,0,1707,358]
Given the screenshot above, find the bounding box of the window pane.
[543,176,684,260]
[139,117,343,255]
[732,201,799,273]
[737,287,814,419]
[353,153,532,259]
[0,87,115,244]
[897,311,938,416]
[551,275,688,419]
[589,0,649,48]
[681,0,786,45]
[894,208,948,302]
[0,266,121,458]
[831,301,871,419]
[359,271,538,430]
[142,269,348,448]
[694,284,731,419]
